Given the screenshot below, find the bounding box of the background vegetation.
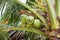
[0,0,60,40]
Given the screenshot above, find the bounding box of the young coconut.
[20,14,28,23]
[34,19,41,28]
[26,24,33,28]
[18,21,26,27]
[26,16,34,25]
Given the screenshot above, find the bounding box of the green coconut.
[34,19,41,28]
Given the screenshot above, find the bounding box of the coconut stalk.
[45,0,59,30]
[35,0,42,5]
[14,0,49,30]
[0,27,48,37]
[55,0,60,17]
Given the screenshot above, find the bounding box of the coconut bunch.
[18,14,41,28]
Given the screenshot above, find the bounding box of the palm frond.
[45,0,59,29]
[1,0,27,26]
[55,0,60,17]
[0,30,10,40]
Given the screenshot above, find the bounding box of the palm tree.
[0,0,60,40]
